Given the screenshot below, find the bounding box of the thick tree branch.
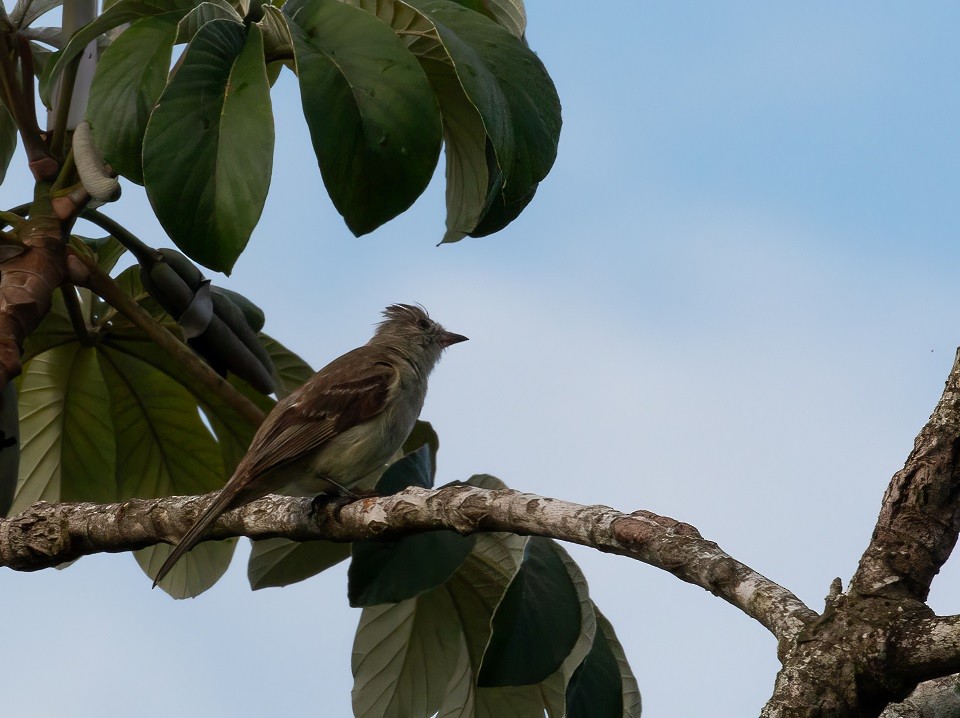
[0,213,66,387]
[895,616,960,683]
[852,348,960,601]
[0,485,815,644]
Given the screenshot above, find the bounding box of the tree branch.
[0,485,815,644]
[852,348,960,601]
[895,616,960,683]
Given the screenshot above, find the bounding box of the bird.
[153,303,468,587]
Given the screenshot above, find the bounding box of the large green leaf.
[478,536,586,687]
[344,0,487,243]
[566,607,642,718]
[284,0,442,235]
[143,20,274,273]
[348,0,558,240]
[86,15,178,184]
[247,537,350,589]
[352,584,464,718]
[405,0,559,207]
[11,344,115,514]
[21,289,77,363]
[351,531,524,718]
[349,445,476,606]
[0,104,17,185]
[40,0,200,105]
[97,344,235,598]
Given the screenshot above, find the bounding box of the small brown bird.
[153,304,467,586]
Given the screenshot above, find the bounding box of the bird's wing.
[236,348,398,481]
[152,347,398,588]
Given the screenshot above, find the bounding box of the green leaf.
[408,0,559,202]
[87,15,178,184]
[349,444,475,606]
[256,4,293,62]
[247,537,350,589]
[435,531,528,716]
[348,528,476,606]
[566,607,642,718]
[478,537,586,687]
[284,0,442,235]
[40,0,200,105]
[97,344,235,598]
[258,333,313,398]
[175,0,241,43]
[0,104,17,184]
[11,344,115,514]
[11,0,62,28]
[100,332,262,476]
[352,585,464,718]
[21,289,76,363]
[475,0,525,38]
[143,20,273,273]
[349,0,557,239]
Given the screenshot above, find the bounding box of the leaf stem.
[79,208,159,265]
[60,284,93,346]
[73,253,266,427]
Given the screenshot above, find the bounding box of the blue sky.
[2,2,960,716]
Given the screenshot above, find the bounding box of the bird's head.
[372,304,468,367]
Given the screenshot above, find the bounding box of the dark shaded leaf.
[143,20,273,273]
[349,444,474,605]
[566,607,642,718]
[402,419,439,481]
[478,536,584,687]
[375,442,433,494]
[285,0,442,235]
[0,383,19,517]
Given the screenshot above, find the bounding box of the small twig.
[72,253,266,427]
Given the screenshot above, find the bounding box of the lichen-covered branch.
[852,348,960,601]
[0,485,815,644]
[894,616,960,683]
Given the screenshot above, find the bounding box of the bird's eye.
[417,319,431,330]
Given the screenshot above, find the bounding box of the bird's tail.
[152,488,240,588]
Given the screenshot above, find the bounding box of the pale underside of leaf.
[12,345,114,514]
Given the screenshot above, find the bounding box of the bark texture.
[0,485,814,643]
[0,215,65,386]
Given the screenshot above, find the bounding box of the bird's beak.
[439,331,469,347]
